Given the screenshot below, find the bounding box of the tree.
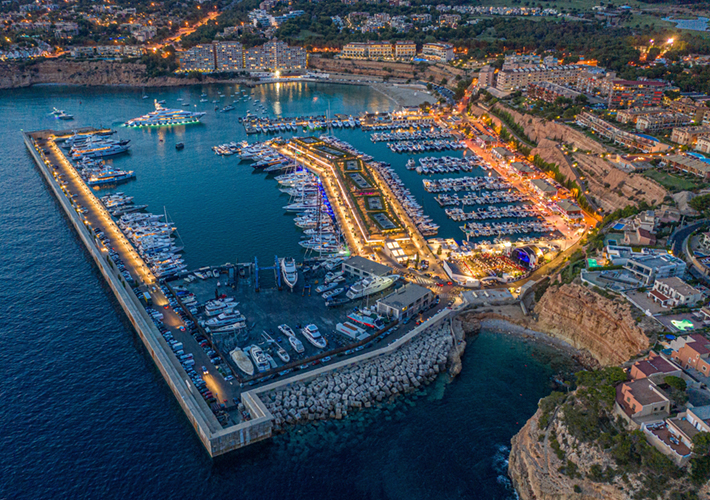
[664,376,687,392]
[693,432,710,456]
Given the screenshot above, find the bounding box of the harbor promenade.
[23,129,271,457]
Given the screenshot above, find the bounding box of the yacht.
[277,324,295,337]
[346,275,398,300]
[347,309,385,329]
[248,346,271,372]
[300,324,327,349]
[211,322,246,333]
[280,257,298,290]
[275,344,290,363]
[125,100,206,127]
[204,298,236,316]
[288,335,305,354]
[204,311,245,328]
[230,348,255,376]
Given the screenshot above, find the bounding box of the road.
[670,219,708,257]
[38,133,241,417]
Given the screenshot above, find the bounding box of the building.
[491,146,515,162]
[672,334,710,375]
[341,256,392,279]
[495,64,587,92]
[215,41,244,71]
[376,283,434,321]
[178,44,217,72]
[422,43,454,63]
[635,112,692,132]
[530,178,558,199]
[477,65,495,89]
[616,107,665,124]
[623,227,656,246]
[575,112,671,153]
[557,199,583,219]
[510,161,535,176]
[624,254,686,285]
[649,277,703,308]
[244,39,306,72]
[669,96,710,123]
[368,41,393,59]
[341,42,369,59]
[394,41,416,60]
[527,81,581,103]
[616,379,671,420]
[629,352,682,382]
[670,126,710,146]
[686,405,710,433]
[662,154,710,179]
[604,79,666,109]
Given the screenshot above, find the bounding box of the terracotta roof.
[686,334,710,355]
[632,355,679,378]
[649,289,670,302]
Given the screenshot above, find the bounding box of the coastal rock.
[509,407,633,500]
[530,283,649,366]
[262,323,455,431]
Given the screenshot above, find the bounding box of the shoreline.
[475,317,598,369]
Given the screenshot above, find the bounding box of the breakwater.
[257,319,456,431]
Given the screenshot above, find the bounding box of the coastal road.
[669,219,708,256]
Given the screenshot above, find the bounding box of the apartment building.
[635,112,691,132]
[341,42,369,59]
[603,79,666,109]
[527,81,581,103]
[394,41,416,59]
[495,64,587,92]
[215,41,244,71]
[670,126,710,146]
[368,41,393,59]
[422,42,454,63]
[649,276,703,308]
[178,44,217,72]
[180,39,306,73]
[663,154,710,179]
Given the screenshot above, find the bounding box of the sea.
[0,83,577,499]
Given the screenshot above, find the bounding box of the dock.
[23,129,272,457]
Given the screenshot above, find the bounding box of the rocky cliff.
[528,284,650,366]
[470,102,667,212]
[509,407,631,500]
[0,60,208,88]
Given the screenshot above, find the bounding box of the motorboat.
[300,324,327,349]
[230,348,255,376]
[278,324,295,337]
[248,345,271,372]
[280,257,298,290]
[346,275,398,300]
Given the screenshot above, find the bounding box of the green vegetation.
[690,193,710,215]
[644,169,706,194]
[531,155,593,213]
[560,249,585,284]
[537,367,709,498]
[141,48,178,78]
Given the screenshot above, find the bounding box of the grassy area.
[643,168,707,193]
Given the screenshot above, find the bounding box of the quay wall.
[23,132,272,457]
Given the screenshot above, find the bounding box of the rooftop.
[530,178,557,193]
[632,354,679,378]
[655,276,701,297]
[624,379,669,406]
[689,404,710,423]
[685,334,710,356]
[378,283,432,310]
[665,154,710,174]
[343,256,392,276]
[627,254,685,269]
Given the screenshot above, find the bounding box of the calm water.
[0,84,575,499]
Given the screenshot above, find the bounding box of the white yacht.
[204,298,236,316]
[300,324,327,349]
[280,257,298,290]
[278,324,296,338]
[230,348,255,376]
[248,346,271,372]
[125,100,206,127]
[288,335,305,354]
[346,275,398,300]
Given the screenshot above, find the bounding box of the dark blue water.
[0,84,576,499]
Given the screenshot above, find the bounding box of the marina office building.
[178,39,307,73]
[376,283,434,321]
[342,256,392,279]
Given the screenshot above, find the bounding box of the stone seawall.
[261,323,455,431]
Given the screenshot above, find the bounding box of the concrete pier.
[24,128,458,457]
[23,130,272,457]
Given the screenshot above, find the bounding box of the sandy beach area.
[368,82,434,107]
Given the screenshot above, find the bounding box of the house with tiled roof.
[672,334,710,376]
[629,352,682,383]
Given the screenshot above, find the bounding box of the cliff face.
[509,407,634,500]
[529,284,649,366]
[470,102,667,212]
[0,60,206,88]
